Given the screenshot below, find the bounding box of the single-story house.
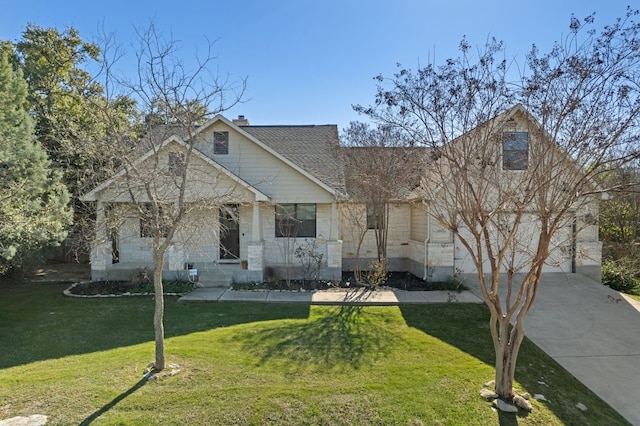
[82,106,602,285]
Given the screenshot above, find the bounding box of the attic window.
[168,151,185,175]
[214,131,229,155]
[502,131,528,170]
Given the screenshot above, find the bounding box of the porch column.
[91,201,112,280]
[167,243,186,274]
[251,201,262,242]
[248,201,264,276]
[325,200,343,280]
[330,201,339,240]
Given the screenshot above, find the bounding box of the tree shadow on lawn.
[0,283,310,369]
[236,304,400,371]
[78,376,147,425]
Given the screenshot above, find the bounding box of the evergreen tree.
[0,47,72,274]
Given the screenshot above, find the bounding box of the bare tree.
[356,9,640,403]
[339,202,369,283]
[341,122,423,282]
[89,24,246,371]
[275,203,300,288]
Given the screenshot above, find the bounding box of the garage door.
[453,215,574,275]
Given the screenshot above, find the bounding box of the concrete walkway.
[462,273,640,426]
[178,287,483,304]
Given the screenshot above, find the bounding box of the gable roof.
[186,115,346,197]
[81,136,270,202]
[241,124,346,197]
[411,103,606,201]
[82,115,348,202]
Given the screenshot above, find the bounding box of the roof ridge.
[239,124,335,128]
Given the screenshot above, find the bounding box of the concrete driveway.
[463,273,640,425]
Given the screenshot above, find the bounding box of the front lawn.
[0,283,629,425]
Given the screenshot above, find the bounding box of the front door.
[219,204,240,260]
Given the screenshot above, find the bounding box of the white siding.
[195,123,335,203]
[410,204,428,241]
[453,213,574,275]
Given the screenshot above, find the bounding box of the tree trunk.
[494,318,525,399]
[152,251,165,371]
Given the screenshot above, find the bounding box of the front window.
[275,203,316,238]
[502,131,528,170]
[214,131,229,155]
[367,203,385,229]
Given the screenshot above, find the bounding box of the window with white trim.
[502,131,528,170]
[213,131,229,155]
[275,204,316,238]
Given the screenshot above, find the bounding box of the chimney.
[232,115,250,126]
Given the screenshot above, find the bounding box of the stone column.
[167,244,186,274]
[330,201,339,240]
[91,201,112,281]
[251,201,262,242]
[326,240,343,280]
[248,201,264,280]
[575,240,603,282]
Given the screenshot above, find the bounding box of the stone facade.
[84,110,604,286]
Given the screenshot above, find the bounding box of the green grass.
[0,282,630,425]
[627,293,640,302]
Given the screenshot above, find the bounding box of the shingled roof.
[241,125,347,196]
[342,146,430,200]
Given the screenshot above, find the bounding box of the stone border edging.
[63,281,188,298]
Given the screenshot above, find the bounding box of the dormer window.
[502,131,528,170]
[214,131,229,155]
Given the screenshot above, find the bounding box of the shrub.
[365,258,388,289]
[161,279,194,294]
[294,239,324,284]
[602,260,640,294]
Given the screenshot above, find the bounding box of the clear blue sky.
[1,0,630,131]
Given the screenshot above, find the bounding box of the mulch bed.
[64,271,464,295]
[66,280,193,296]
[233,272,463,292]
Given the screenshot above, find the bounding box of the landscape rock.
[144,363,181,381]
[513,394,533,411]
[483,379,495,388]
[479,388,498,400]
[533,394,549,402]
[576,402,588,411]
[493,399,519,413]
[0,414,48,426]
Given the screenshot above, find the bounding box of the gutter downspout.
[423,201,430,281]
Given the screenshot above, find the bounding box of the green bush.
[602,260,640,294]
